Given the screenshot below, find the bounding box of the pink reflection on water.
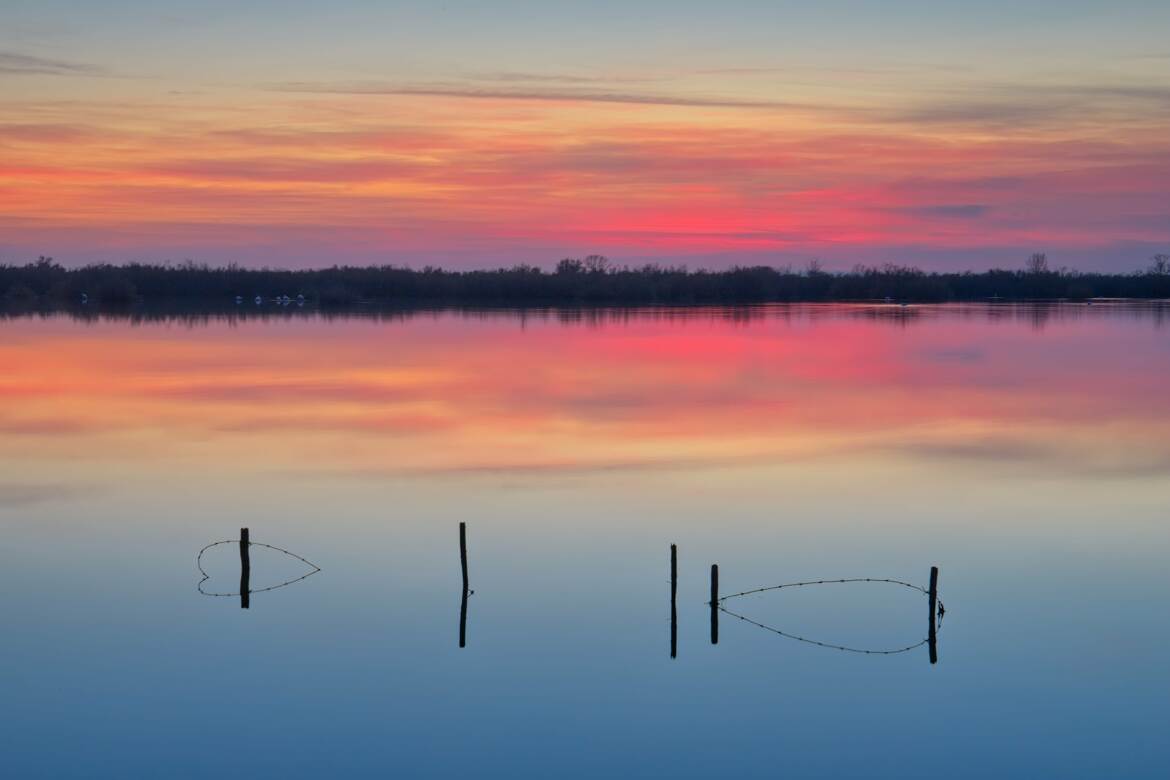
[1,304,1168,482]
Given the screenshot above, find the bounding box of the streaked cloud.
[462,71,667,85]
[881,435,1170,479]
[0,51,103,77]
[898,205,990,220]
[267,80,819,111]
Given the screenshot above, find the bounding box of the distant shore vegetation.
[3,253,1170,308]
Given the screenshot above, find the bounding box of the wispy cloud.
[882,435,1170,479]
[694,62,970,77]
[266,76,1170,130]
[0,417,110,435]
[0,122,98,143]
[0,51,104,77]
[886,81,1170,127]
[141,156,431,183]
[463,71,663,85]
[1054,83,1170,103]
[887,98,1078,127]
[898,205,990,220]
[267,80,816,111]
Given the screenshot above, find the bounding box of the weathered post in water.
[239,527,251,610]
[458,522,470,648]
[670,544,678,659]
[928,566,939,664]
[710,564,719,645]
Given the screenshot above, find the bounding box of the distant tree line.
[3,252,1170,308]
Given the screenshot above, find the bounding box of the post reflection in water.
[459,588,470,649]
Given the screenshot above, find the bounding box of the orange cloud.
[1,91,1168,264]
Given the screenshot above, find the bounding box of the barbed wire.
[720,577,928,600]
[712,577,945,655]
[196,539,321,597]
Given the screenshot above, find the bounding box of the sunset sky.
[2,1,1169,270]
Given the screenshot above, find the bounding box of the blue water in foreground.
[1,304,1167,778]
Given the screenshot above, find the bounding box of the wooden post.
[670,544,678,659]
[928,566,939,665]
[459,522,469,595]
[458,522,469,648]
[710,564,719,645]
[239,527,250,610]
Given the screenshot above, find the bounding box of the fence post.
[460,522,469,595]
[458,523,470,648]
[239,528,250,610]
[928,566,939,664]
[710,564,719,645]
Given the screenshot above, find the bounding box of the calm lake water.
[1,303,1168,778]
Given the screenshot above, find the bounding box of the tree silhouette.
[4,255,1170,307]
[1026,252,1050,274]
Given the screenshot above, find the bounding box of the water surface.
[1,303,1167,778]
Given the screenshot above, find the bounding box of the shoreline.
[5,258,1170,308]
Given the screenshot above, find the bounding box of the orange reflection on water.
[2,305,1169,486]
